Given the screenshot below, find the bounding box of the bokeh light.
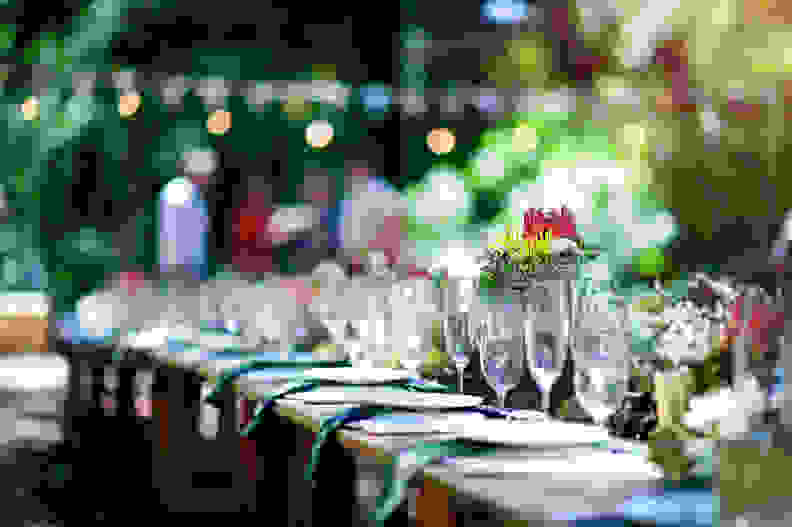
[483,0,534,23]
[306,120,334,149]
[408,166,471,225]
[21,96,39,121]
[469,147,508,189]
[181,148,217,184]
[512,124,538,152]
[207,110,231,135]
[283,96,311,121]
[361,85,391,112]
[118,91,141,118]
[426,128,456,155]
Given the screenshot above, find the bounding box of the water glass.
[478,311,525,409]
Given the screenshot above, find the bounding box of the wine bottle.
[506,355,543,411]
[464,347,496,402]
[548,345,576,418]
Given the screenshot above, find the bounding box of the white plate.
[348,412,487,435]
[458,420,611,447]
[284,386,483,409]
[446,449,663,478]
[302,367,410,384]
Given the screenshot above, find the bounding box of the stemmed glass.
[443,311,473,393]
[530,339,562,415]
[402,334,424,380]
[477,308,525,409]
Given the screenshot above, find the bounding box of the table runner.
[306,404,713,526]
[191,353,713,526]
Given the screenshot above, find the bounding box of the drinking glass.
[530,341,562,414]
[478,310,525,409]
[576,332,629,424]
[575,291,631,423]
[402,334,424,379]
[443,311,473,393]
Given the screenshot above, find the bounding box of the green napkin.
[240,379,451,438]
[310,409,658,526]
[204,354,351,407]
[301,403,496,525]
[374,439,497,524]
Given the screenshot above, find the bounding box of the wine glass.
[443,311,473,393]
[478,310,525,409]
[530,339,562,415]
[402,334,424,380]
[309,261,349,350]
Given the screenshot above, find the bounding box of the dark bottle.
[548,345,576,418]
[463,348,497,403]
[506,353,543,411]
[607,360,658,440]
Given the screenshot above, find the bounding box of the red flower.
[726,296,784,351]
[523,207,579,241]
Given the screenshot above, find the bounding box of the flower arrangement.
[480,207,584,285]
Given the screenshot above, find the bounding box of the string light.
[207,110,231,135]
[426,128,455,154]
[306,120,334,149]
[283,95,311,121]
[119,91,141,118]
[21,96,39,121]
[182,148,217,185]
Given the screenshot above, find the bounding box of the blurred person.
[159,177,210,286]
[289,165,339,274]
[230,176,277,281]
[338,159,418,276]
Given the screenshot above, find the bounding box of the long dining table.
[54,316,716,526]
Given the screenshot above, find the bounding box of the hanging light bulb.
[21,96,40,120]
[207,110,231,135]
[426,128,456,155]
[119,91,141,118]
[305,120,334,149]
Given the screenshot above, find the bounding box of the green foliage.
[0,24,15,54]
[647,426,696,481]
[634,247,666,277]
[689,346,724,395]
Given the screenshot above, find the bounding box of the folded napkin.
[239,378,451,436]
[304,403,497,525]
[204,350,352,406]
[303,402,561,524]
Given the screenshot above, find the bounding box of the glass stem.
[542,390,551,414]
[497,390,507,409]
[457,367,464,394]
